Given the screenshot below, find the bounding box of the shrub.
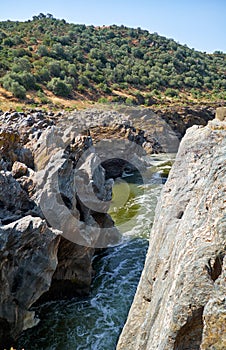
[12,48,31,58]
[97,83,111,93]
[47,77,72,97]
[10,81,26,98]
[47,61,61,77]
[78,75,90,87]
[36,68,51,82]
[3,38,14,47]
[37,45,49,57]
[20,72,37,90]
[68,64,77,78]
[37,90,50,103]
[98,97,108,103]
[2,75,26,98]
[125,97,135,105]
[12,57,32,73]
[77,84,85,92]
[165,88,178,97]
[1,74,17,90]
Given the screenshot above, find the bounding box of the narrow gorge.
[0,105,224,349]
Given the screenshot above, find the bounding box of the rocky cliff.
[117,107,226,350]
[0,110,119,347]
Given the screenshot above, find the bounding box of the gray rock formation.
[153,105,215,138]
[0,114,119,346]
[0,216,60,346]
[33,130,120,301]
[117,108,226,350]
[0,171,34,225]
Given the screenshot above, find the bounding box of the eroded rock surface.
[117,110,226,350]
[0,216,60,347]
[153,105,215,138]
[0,109,120,346]
[0,171,34,225]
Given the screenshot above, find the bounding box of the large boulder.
[0,216,60,347]
[153,105,215,138]
[117,112,226,349]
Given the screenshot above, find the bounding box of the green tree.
[47,77,72,96]
[51,43,65,58]
[1,75,26,98]
[12,57,31,73]
[37,45,49,57]
[47,60,61,77]
[36,68,51,82]
[10,81,26,98]
[20,72,36,90]
[165,88,178,97]
[78,75,90,87]
[3,37,14,46]
[68,64,77,78]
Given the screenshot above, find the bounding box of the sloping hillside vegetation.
[0,13,225,106]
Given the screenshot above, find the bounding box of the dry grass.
[0,86,222,113]
[0,86,96,112]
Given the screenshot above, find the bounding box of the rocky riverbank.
[0,105,219,347]
[117,107,226,350]
[0,110,118,347]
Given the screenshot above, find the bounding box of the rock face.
[0,171,34,225]
[34,130,120,301]
[0,111,119,346]
[0,216,60,347]
[117,109,226,350]
[153,105,215,139]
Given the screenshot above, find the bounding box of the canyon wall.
[117,107,226,350]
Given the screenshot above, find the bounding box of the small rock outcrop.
[117,107,226,350]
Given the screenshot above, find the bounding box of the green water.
[108,175,144,227]
[18,154,173,350]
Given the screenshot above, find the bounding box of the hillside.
[0,13,225,109]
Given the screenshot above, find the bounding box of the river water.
[18,154,174,350]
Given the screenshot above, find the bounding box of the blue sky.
[0,0,225,53]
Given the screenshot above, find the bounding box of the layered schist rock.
[117,107,226,350]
